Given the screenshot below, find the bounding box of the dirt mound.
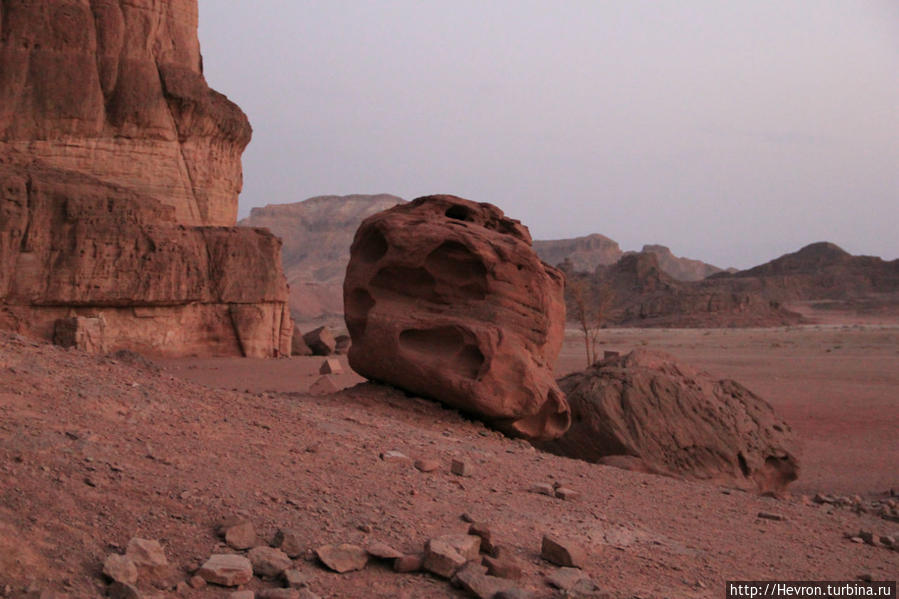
[540,350,801,494]
[344,195,569,440]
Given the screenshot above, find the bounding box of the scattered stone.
[414,459,441,472]
[451,459,474,477]
[541,534,586,568]
[530,483,555,496]
[229,592,255,599]
[248,546,292,579]
[107,582,141,599]
[482,553,523,580]
[274,529,304,559]
[187,575,206,589]
[423,534,481,578]
[258,590,299,599]
[461,513,476,523]
[315,544,369,573]
[175,581,190,595]
[197,554,254,587]
[757,511,786,521]
[467,522,495,554]
[546,567,597,593]
[102,554,138,585]
[380,450,411,463]
[220,519,256,550]
[303,327,336,356]
[366,541,403,560]
[394,554,423,573]
[813,493,835,504]
[291,325,313,356]
[283,569,308,589]
[308,376,340,395]
[554,487,579,501]
[318,358,342,375]
[858,530,875,545]
[849,536,864,544]
[452,562,519,598]
[125,538,169,580]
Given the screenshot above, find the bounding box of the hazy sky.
[198,1,898,269]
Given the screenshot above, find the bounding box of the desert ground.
[2,311,897,599]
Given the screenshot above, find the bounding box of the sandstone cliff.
[0,0,292,357]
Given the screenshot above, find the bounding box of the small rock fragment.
[187,575,206,589]
[258,590,299,599]
[125,538,169,580]
[757,511,786,521]
[554,487,579,501]
[283,569,308,589]
[451,459,474,477]
[197,554,254,587]
[108,582,141,599]
[318,358,342,375]
[423,535,481,578]
[308,376,339,395]
[221,519,256,550]
[103,554,138,585]
[541,534,586,568]
[366,541,404,560]
[467,523,495,554]
[414,459,441,472]
[546,567,597,592]
[530,483,554,496]
[229,592,255,599]
[482,553,523,580]
[452,562,518,599]
[394,554,423,573]
[303,327,336,356]
[248,546,292,579]
[274,528,305,558]
[380,450,410,463]
[315,544,369,573]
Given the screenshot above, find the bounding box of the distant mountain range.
[240,195,898,326]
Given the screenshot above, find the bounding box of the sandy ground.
[162,321,899,498]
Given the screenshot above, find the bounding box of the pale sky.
[198,1,898,269]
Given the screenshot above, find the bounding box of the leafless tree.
[568,278,614,367]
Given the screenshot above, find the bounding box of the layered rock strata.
[343,195,570,441]
[0,1,291,357]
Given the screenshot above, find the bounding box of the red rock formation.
[343,195,570,440]
[540,350,800,493]
[0,1,291,357]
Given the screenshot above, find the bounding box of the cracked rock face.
[539,349,801,493]
[0,1,291,357]
[0,0,250,226]
[343,195,570,441]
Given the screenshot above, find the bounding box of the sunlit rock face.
[343,195,570,441]
[0,0,292,357]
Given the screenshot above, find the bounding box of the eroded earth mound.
[343,195,570,440]
[541,349,801,493]
[0,0,292,357]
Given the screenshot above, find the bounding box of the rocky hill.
[0,0,292,357]
[566,242,899,327]
[239,194,404,322]
[533,234,623,273]
[630,244,726,281]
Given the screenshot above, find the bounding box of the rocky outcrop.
[540,350,800,493]
[343,195,570,441]
[0,0,249,226]
[0,1,292,357]
[634,244,724,281]
[239,194,405,322]
[533,234,623,274]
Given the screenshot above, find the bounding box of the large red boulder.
[343,195,570,440]
[540,349,800,493]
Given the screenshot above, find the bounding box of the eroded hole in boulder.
[354,227,388,263]
[424,240,487,300]
[398,326,484,380]
[737,452,750,477]
[371,266,440,302]
[345,288,375,338]
[445,204,472,221]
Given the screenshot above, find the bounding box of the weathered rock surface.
[540,349,801,493]
[0,2,292,357]
[197,554,253,587]
[343,195,570,440]
[315,544,368,573]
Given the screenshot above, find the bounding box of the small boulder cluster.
[291,326,350,358]
[812,492,899,523]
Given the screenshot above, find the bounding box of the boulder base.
[343,195,569,441]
